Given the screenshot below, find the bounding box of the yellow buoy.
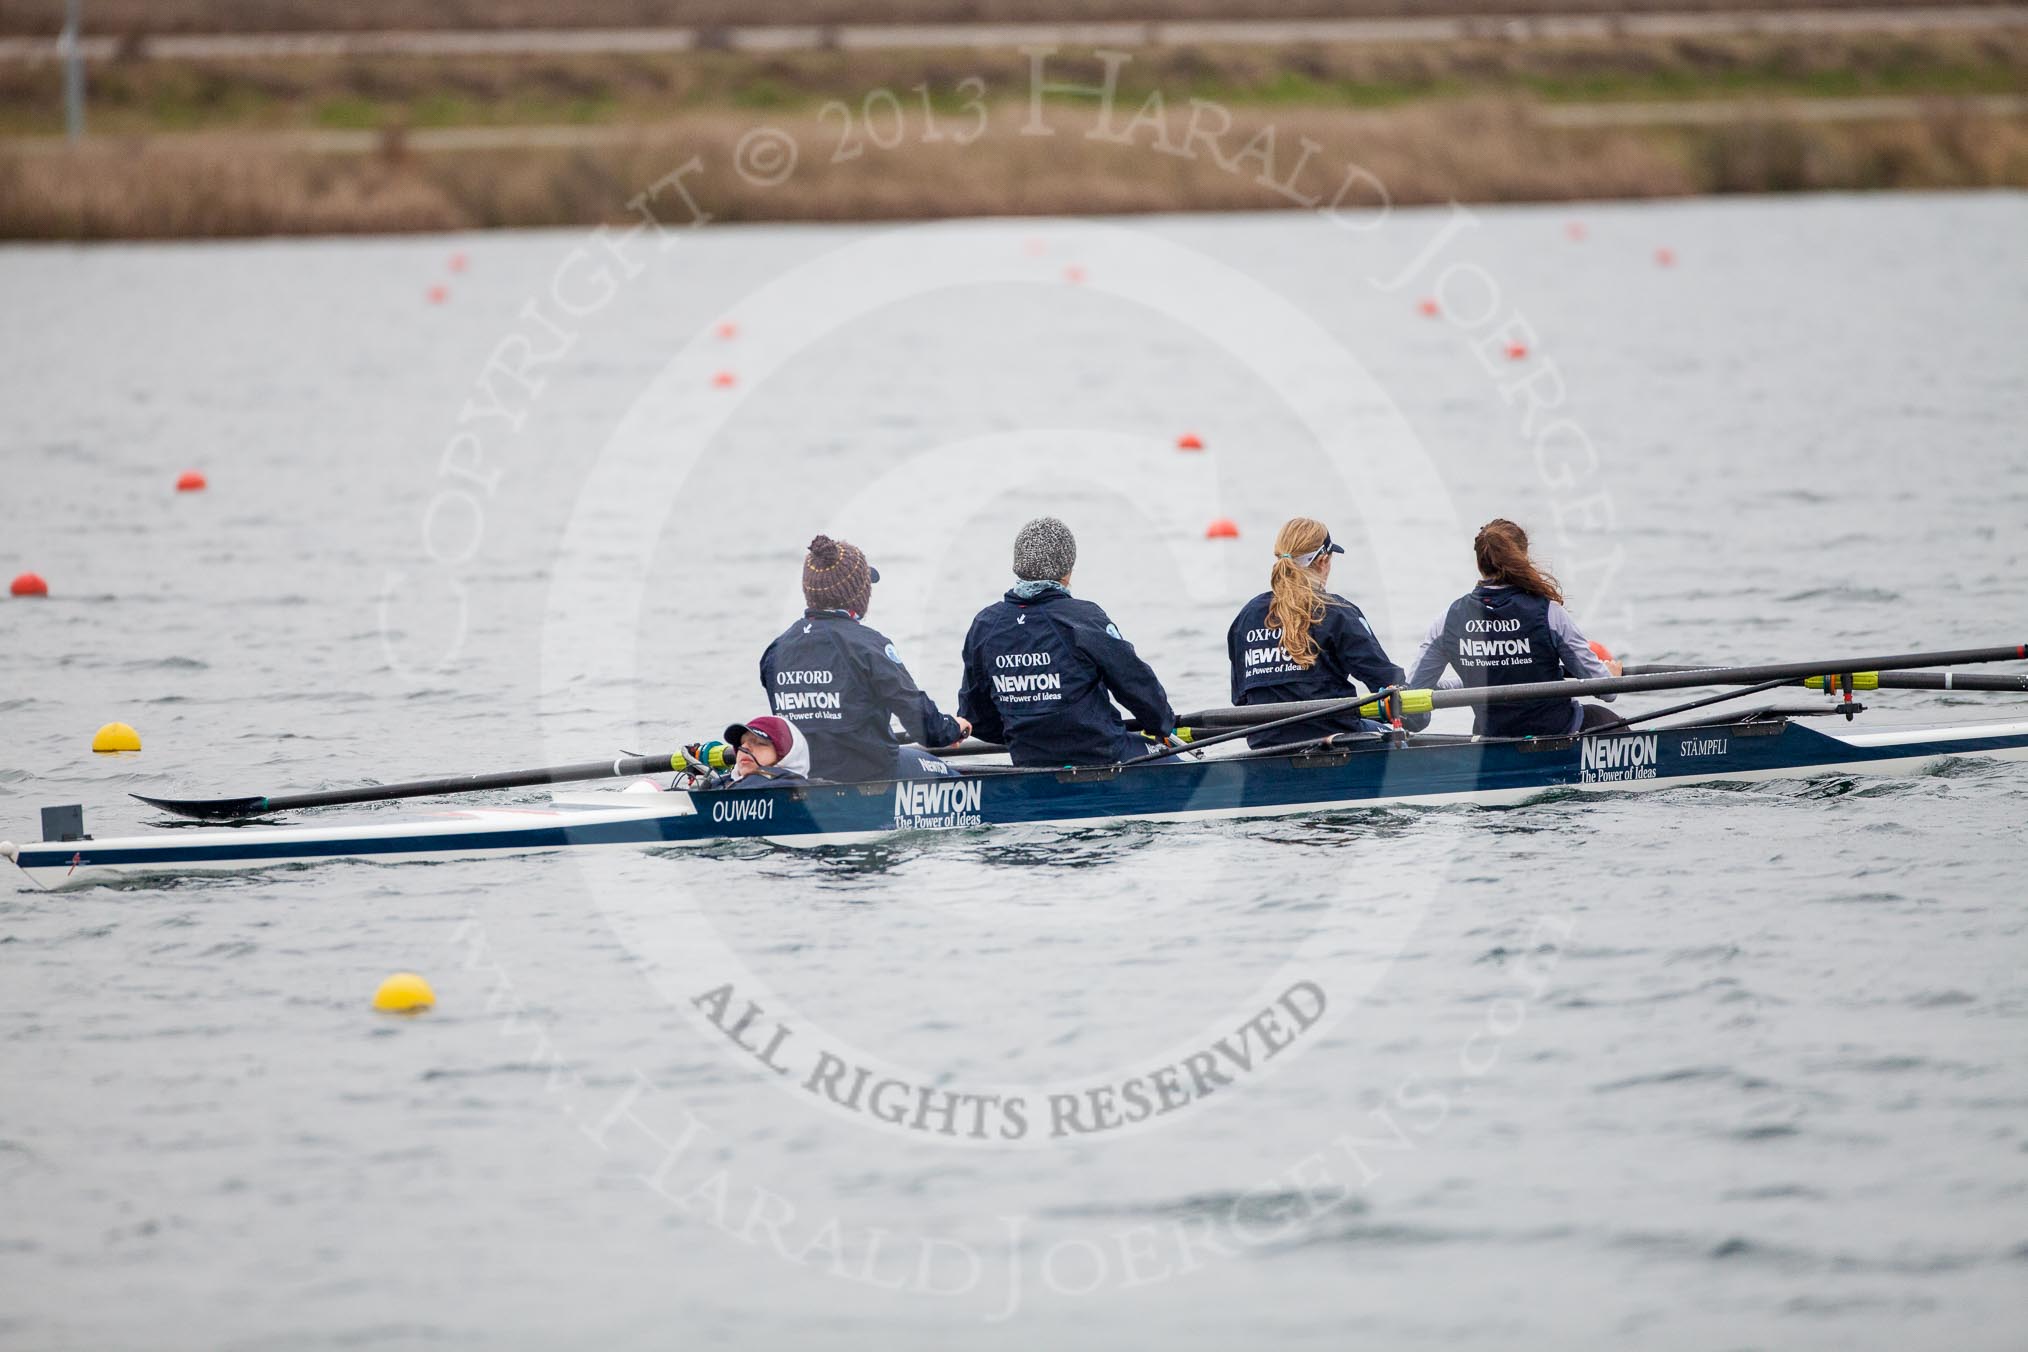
[91,722,142,753]
[372,972,435,1014]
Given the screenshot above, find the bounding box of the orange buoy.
[1176,433,1205,451]
[1565,222,1587,242]
[448,252,469,273]
[426,284,449,304]
[1063,265,1087,284]
[1504,341,1529,361]
[1417,297,1440,318]
[10,572,48,598]
[715,321,738,339]
[175,470,207,493]
[711,371,737,389]
[1655,247,1676,268]
[1204,518,1240,540]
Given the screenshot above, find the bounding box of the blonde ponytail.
[1266,517,1333,668]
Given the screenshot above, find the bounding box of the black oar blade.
[132,792,271,821]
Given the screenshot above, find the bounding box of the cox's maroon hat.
[724,715,794,759]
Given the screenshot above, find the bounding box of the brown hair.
[1473,518,1563,604]
[1267,517,1335,668]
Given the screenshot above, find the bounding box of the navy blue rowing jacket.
[1227,591,1426,746]
[760,612,963,783]
[1408,586,1570,738]
[958,588,1177,767]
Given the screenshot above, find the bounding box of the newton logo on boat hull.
[1579,733,1660,784]
[894,779,985,831]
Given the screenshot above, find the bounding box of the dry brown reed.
[4,31,2021,138]
[6,97,2023,239]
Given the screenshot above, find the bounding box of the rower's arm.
[1077,610,1178,735]
[1225,614,1246,706]
[866,644,962,746]
[1405,613,1451,691]
[1325,607,1428,732]
[1547,603,1617,700]
[955,621,1006,744]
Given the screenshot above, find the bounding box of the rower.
[1226,517,1429,747]
[760,535,970,783]
[686,715,810,791]
[1406,518,1622,737]
[957,516,1182,767]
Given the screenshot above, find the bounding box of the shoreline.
[4,16,2022,240]
[5,95,2024,240]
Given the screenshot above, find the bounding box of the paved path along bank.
[3,4,2023,63]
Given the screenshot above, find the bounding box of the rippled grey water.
[3,194,2026,1350]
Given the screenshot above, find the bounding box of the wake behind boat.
[9,662,2027,890]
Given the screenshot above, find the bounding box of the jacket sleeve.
[1226,612,1245,706]
[956,618,1005,744]
[1074,606,1177,734]
[1546,602,1617,703]
[1405,611,1450,690]
[1325,603,1428,732]
[1324,603,1407,693]
[862,631,962,746]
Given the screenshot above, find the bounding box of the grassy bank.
[3,18,2023,238]
[6,96,2023,239]
[3,31,2024,136]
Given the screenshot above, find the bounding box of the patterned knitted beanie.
[802,535,874,615]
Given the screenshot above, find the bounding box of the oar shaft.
[1625,664,2028,693]
[139,753,688,819]
[1410,645,2023,710]
[258,755,682,813]
[1173,644,2026,728]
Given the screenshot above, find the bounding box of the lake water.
[3,192,2026,1350]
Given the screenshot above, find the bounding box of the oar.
[1134,643,2026,759]
[1624,664,2028,693]
[133,750,719,821]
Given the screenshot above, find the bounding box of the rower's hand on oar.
[938,717,974,751]
[686,740,735,771]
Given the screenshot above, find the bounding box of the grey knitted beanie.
[1012,516,1077,582]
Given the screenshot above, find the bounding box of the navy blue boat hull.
[9,717,2028,887]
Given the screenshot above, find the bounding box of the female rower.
[958,516,1181,767]
[1227,517,1427,748]
[1406,518,1622,738]
[760,535,969,783]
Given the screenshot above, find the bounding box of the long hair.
[1473,518,1564,603]
[1266,517,1333,669]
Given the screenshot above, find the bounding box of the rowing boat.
[10,710,2027,890]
